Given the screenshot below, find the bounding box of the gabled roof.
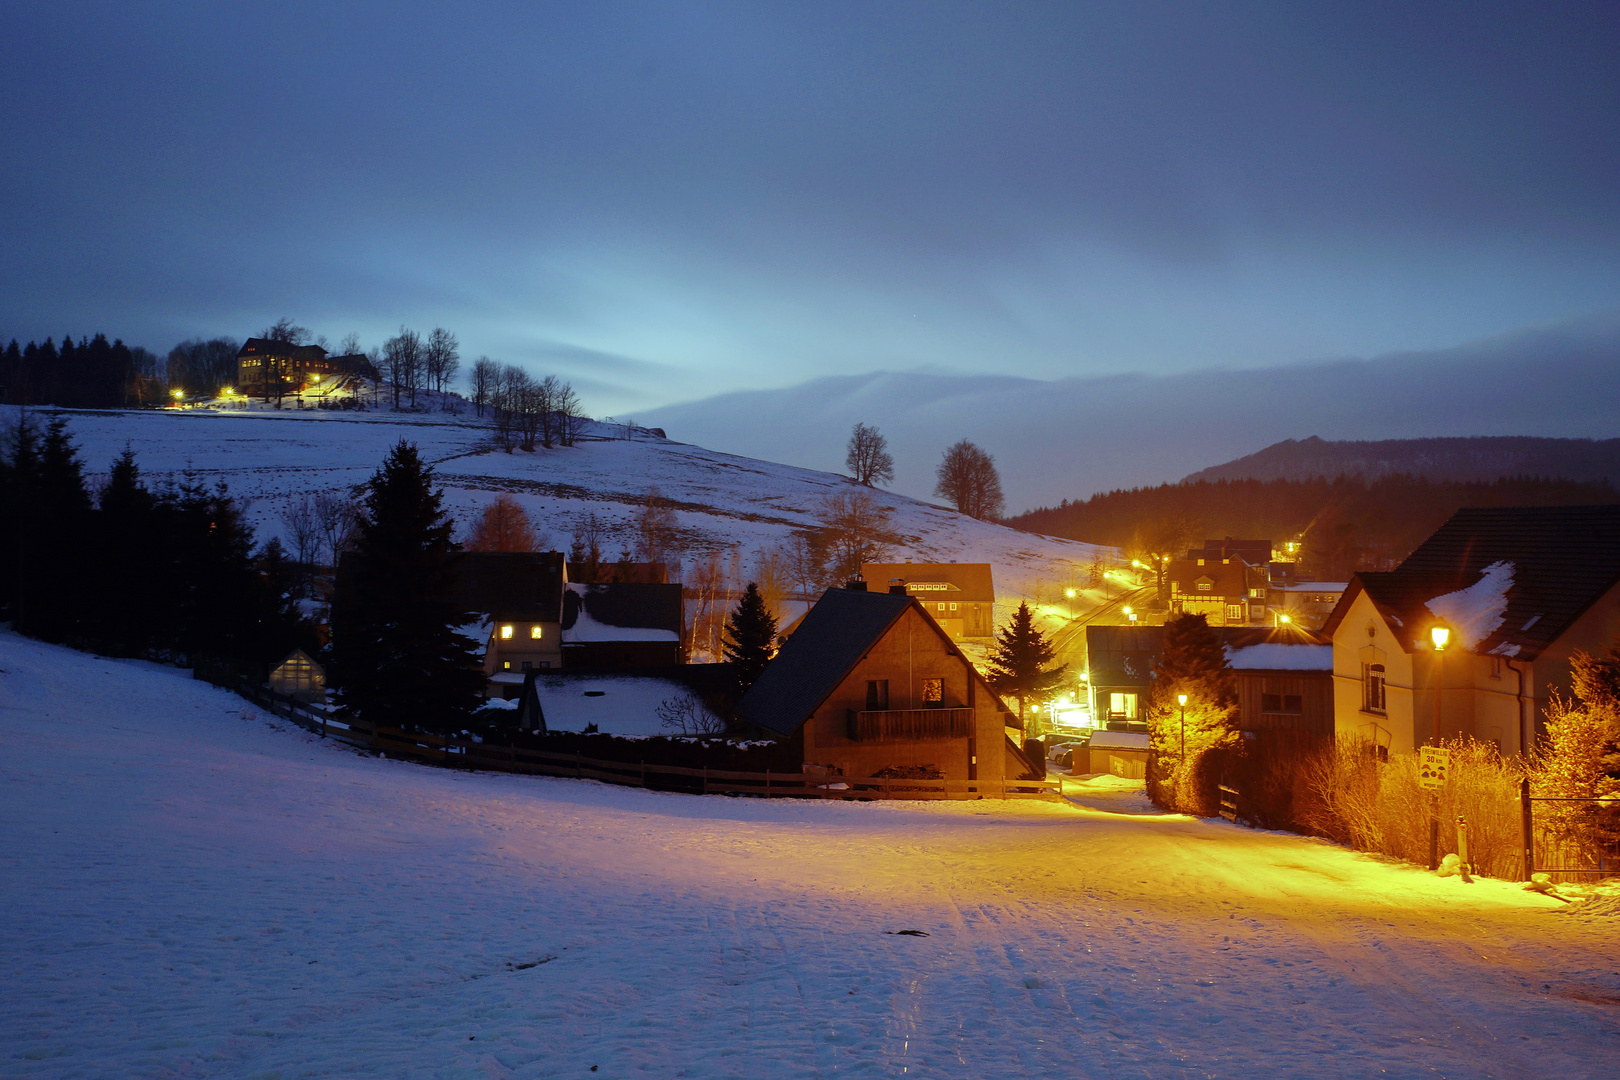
[861,562,994,602]
[1321,505,1620,659]
[561,582,683,643]
[453,551,567,621]
[735,587,915,737]
[237,337,328,360]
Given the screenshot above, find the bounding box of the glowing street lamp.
[1065,587,1076,619]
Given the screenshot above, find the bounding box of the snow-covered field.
[4,630,1616,1079]
[7,404,1108,636]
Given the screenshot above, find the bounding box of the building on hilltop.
[736,581,1041,788]
[1323,505,1620,759]
[859,561,995,639]
[236,338,378,400]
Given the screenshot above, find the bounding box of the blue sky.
[3,2,1618,415]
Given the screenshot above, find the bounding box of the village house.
[735,582,1041,788]
[1084,623,1331,737]
[1166,550,1270,626]
[1322,505,1620,759]
[236,338,376,399]
[1268,581,1348,630]
[860,561,995,639]
[455,552,569,681]
[561,582,685,669]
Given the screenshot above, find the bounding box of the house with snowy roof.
[561,582,684,669]
[1322,505,1620,758]
[735,581,1042,788]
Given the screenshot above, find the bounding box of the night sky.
[3,2,1618,414]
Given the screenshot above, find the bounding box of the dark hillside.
[1008,475,1619,578]
[1184,435,1620,485]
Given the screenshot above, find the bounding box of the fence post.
[765,769,771,797]
[1520,776,1534,881]
[702,766,708,795]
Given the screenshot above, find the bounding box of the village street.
[2,629,1616,1080]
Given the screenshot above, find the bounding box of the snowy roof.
[1324,506,1620,659]
[1279,582,1347,593]
[1224,644,1333,672]
[861,562,994,601]
[527,675,694,736]
[1089,731,1149,750]
[561,582,683,644]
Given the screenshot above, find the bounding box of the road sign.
[1419,746,1451,790]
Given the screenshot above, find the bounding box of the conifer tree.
[330,441,484,733]
[722,582,778,693]
[96,446,158,655]
[0,412,40,618]
[986,601,1067,721]
[1145,613,1238,813]
[18,417,92,641]
[1534,643,1620,864]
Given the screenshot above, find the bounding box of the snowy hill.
[5,402,1108,633]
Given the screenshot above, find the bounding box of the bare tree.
[259,317,310,345]
[279,494,319,590]
[656,692,727,736]
[845,422,894,487]
[423,326,460,404]
[470,356,499,417]
[752,546,791,622]
[554,380,582,446]
[815,489,898,582]
[534,374,561,448]
[568,512,607,580]
[783,530,827,601]
[465,494,542,551]
[934,439,1004,521]
[337,332,362,357]
[634,487,682,567]
[313,491,361,569]
[381,327,424,410]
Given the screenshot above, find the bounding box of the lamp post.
[1428,623,1450,870]
[1065,587,1076,620]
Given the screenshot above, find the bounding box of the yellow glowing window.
[499,625,514,639]
[530,625,542,639]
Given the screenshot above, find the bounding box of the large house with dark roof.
[735,583,1040,788]
[236,338,377,399]
[859,562,995,639]
[561,582,684,669]
[1323,505,1620,758]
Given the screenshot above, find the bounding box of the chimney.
[845,575,868,592]
[888,578,907,596]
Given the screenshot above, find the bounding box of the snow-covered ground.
[4,630,1616,1078]
[5,404,1109,636]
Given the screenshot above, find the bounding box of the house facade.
[860,562,995,639]
[236,338,376,399]
[736,583,1038,786]
[1323,505,1620,759]
[1167,555,1270,626]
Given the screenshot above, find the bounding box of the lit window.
[949,602,958,611]
[922,678,944,707]
[499,625,514,639]
[1197,581,1212,591]
[938,602,946,612]
[530,625,542,639]
[502,660,511,671]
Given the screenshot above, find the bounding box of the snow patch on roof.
[561,605,680,643]
[1425,560,1514,651]
[1089,731,1149,750]
[1225,644,1333,671]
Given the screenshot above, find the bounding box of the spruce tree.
[986,601,1067,721]
[0,412,40,618]
[96,446,158,655]
[330,441,484,733]
[18,417,92,641]
[722,582,778,693]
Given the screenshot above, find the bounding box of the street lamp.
[1178,693,1188,761]
[1065,587,1076,619]
[1430,624,1449,745]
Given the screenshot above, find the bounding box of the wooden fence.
[203,671,1060,801]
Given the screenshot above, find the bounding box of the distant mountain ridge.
[1184,436,1620,485]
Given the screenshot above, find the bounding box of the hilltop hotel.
[236,338,377,398]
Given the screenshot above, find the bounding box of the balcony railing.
[846,707,973,743]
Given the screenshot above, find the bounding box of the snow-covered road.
[2,631,1615,1079]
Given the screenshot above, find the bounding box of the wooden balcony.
[846,707,973,743]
